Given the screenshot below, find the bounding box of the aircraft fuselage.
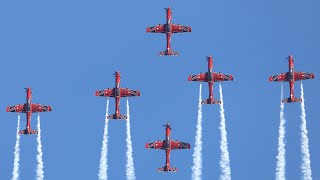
[164,125,172,171]
[288,56,295,101]
[114,72,122,119]
[165,7,173,53]
[207,56,214,103]
[25,87,33,134]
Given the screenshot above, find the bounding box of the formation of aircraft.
[95,71,141,120]
[6,87,52,135]
[6,5,317,175]
[188,55,234,104]
[269,55,315,103]
[146,6,191,56]
[146,123,190,172]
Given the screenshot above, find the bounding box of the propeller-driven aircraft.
[95,71,141,119]
[146,123,190,172]
[269,55,315,103]
[6,87,52,135]
[146,6,191,56]
[188,56,234,104]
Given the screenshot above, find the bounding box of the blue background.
[0,0,319,179]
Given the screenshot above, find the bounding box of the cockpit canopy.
[25,104,31,112]
[166,24,171,33]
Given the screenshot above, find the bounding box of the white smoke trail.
[276,83,286,180]
[192,83,203,180]
[36,114,44,180]
[99,99,110,180]
[218,84,231,180]
[300,82,312,180]
[126,99,136,180]
[11,115,21,180]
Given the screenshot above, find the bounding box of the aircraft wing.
[213,73,234,82]
[294,72,315,81]
[170,140,191,150]
[188,73,207,82]
[120,88,141,97]
[172,24,191,33]
[146,24,165,33]
[32,104,52,113]
[95,88,114,97]
[6,104,25,113]
[146,140,165,149]
[269,73,288,82]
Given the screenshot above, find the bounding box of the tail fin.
[157,166,177,172]
[159,50,178,56]
[201,99,221,104]
[18,129,38,135]
[107,114,128,120]
[282,97,302,103]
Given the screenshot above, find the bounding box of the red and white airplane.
[146,123,190,172]
[269,55,315,103]
[95,71,141,120]
[146,6,191,56]
[188,56,234,104]
[6,87,52,135]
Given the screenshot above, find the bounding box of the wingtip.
[94,91,99,96]
[95,90,104,97]
[134,90,141,96]
[229,75,234,81]
[187,143,191,149]
[187,76,192,81]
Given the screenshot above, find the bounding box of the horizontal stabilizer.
[158,166,177,172]
[107,114,127,120]
[18,129,38,135]
[201,99,221,104]
[282,97,302,103]
[159,50,178,56]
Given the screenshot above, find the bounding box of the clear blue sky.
[0,0,319,179]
